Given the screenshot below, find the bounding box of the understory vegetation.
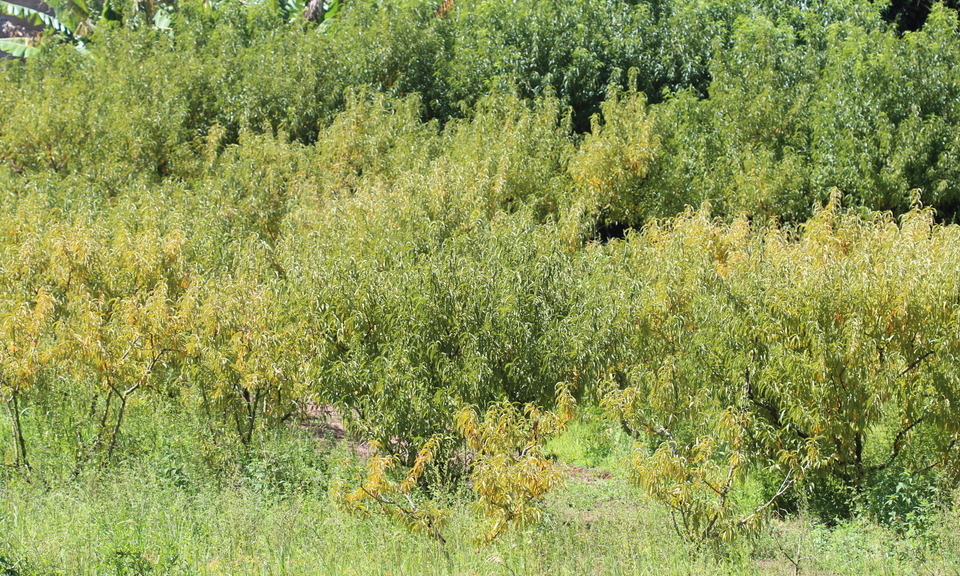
[3,0,960,573]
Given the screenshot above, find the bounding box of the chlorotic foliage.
[334,436,451,544]
[335,385,574,546]
[603,195,960,545]
[456,384,575,545]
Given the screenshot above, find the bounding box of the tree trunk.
[6,389,30,469]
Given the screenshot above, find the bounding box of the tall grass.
[3,412,958,575]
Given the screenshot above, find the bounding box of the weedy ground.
[1,410,957,576]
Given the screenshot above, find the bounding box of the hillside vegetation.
[2,0,960,573]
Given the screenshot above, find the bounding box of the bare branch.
[739,468,796,528]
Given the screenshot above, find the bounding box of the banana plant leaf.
[0,0,75,36]
[0,36,40,57]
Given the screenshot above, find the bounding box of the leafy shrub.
[570,84,661,227]
[863,465,943,532]
[640,2,960,221]
[298,209,594,462]
[602,199,960,548]
[240,435,330,497]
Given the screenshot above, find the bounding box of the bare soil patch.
[299,402,377,459]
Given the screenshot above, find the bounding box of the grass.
[0,469,700,575]
[1,409,958,575]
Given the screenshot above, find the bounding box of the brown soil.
[299,402,377,459]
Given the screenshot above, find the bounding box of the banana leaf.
[0,0,75,36]
[0,36,40,57]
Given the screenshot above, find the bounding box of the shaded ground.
[1,0,48,58]
[1,0,49,35]
[1,19,40,38]
[299,402,377,459]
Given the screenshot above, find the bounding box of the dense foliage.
[2,0,960,556]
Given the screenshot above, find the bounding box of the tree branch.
[739,467,798,528]
[898,350,934,379]
[875,417,925,472]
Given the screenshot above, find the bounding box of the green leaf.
[0,36,39,58]
[0,0,74,37]
[152,9,171,30]
[323,0,340,20]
